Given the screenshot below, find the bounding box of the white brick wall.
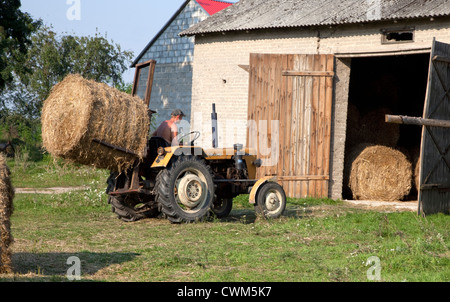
[190,17,450,198]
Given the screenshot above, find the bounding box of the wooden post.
[385,114,450,128]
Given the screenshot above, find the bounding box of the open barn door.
[418,39,450,215]
[247,53,334,198]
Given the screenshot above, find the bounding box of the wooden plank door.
[419,39,450,215]
[247,53,334,198]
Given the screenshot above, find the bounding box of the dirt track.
[14,186,89,194]
[14,186,419,212]
[344,199,418,212]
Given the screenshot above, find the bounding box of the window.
[381,28,414,44]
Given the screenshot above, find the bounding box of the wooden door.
[247,53,334,198]
[419,39,450,215]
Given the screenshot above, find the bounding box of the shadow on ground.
[218,204,308,224]
[1,251,138,281]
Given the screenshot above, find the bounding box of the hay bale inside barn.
[41,74,150,172]
[345,144,412,201]
[0,154,14,274]
[342,54,429,201]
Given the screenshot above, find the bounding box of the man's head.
[171,109,185,122]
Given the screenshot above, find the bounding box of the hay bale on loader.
[41,74,150,172]
[346,144,412,201]
[0,154,14,273]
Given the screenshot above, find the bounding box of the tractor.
[105,60,286,223]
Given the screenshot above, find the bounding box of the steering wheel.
[177,131,201,146]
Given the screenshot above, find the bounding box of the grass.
[1,157,449,282]
[7,154,109,188]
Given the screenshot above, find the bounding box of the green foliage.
[0,0,41,91]
[17,25,134,108]
[115,82,133,94]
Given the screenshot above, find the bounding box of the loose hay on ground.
[0,154,14,273]
[346,144,412,201]
[41,74,150,172]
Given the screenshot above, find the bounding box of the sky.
[20,0,239,83]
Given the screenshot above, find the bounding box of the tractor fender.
[151,146,207,168]
[249,176,277,204]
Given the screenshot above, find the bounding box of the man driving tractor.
[151,109,185,146]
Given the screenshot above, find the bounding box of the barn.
[131,0,232,128]
[180,0,450,214]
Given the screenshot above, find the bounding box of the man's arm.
[170,123,180,146]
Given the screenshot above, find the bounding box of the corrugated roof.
[180,0,450,36]
[197,0,233,15]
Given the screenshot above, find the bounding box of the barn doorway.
[343,53,430,201]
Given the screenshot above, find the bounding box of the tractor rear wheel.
[156,156,215,223]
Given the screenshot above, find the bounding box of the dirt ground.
[343,199,418,212]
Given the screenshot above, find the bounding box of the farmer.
[151,109,185,146]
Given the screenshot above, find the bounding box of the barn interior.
[343,53,431,200]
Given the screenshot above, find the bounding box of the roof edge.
[180,13,450,37]
[131,0,191,68]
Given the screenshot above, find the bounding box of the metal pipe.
[211,103,218,148]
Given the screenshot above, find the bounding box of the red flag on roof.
[196,0,233,15]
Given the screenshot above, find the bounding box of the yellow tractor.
[105,61,286,223]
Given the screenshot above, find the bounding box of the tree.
[0,0,41,91]
[19,25,134,106]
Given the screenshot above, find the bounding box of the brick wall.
[136,0,209,130]
[190,17,450,198]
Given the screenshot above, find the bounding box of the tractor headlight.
[253,159,262,167]
[157,147,165,156]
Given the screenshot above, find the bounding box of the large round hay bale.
[358,107,400,147]
[348,144,412,201]
[0,154,14,273]
[41,74,150,172]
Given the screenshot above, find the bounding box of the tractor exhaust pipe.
[211,103,218,148]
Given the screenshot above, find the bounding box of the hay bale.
[41,74,150,172]
[358,107,400,147]
[347,144,412,201]
[0,154,14,273]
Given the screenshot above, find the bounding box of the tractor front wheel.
[255,182,286,219]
